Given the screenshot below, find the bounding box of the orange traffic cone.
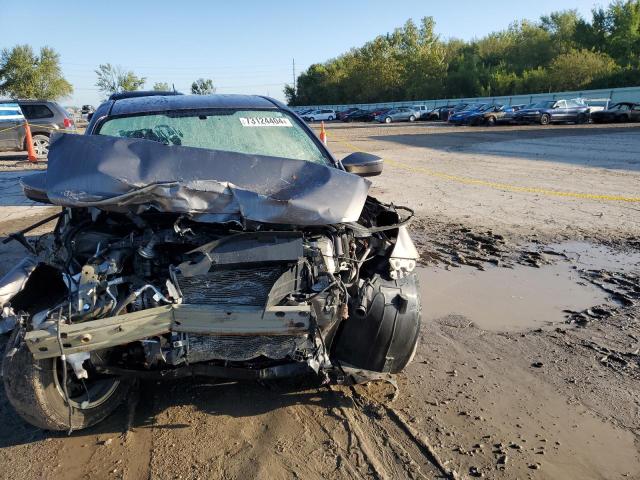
[24,122,38,162]
[319,121,327,146]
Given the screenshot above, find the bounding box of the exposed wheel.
[333,272,421,373]
[328,116,334,121]
[409,115,416,122]
[29,134,50,159]
[2,329,129,431]
[486,116,496,126]
[384,117,392,124]
[540,114,551,125]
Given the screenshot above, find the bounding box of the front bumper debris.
[25,304,311,360]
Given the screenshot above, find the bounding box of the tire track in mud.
[326,385,454,480]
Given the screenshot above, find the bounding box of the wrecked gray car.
[0,93,420,431]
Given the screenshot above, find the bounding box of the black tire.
[576,113,588,124]
[2,329,129,431]
[333,273,421,373]
[409,115,416,122]
[328,115,334,121]
[540,113,551,125]
[486,116,496,126]
[385,117,392,124]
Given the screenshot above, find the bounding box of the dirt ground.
[0,121,639,479]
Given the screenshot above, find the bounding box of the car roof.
[0,99,57,105]
[108,94,282,116]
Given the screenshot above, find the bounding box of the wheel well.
[23,131,50,149]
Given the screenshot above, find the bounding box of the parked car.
[410,105,429,119]
[573,98,610,113]
[0,93,421,431]
[369,107,391,118]
[513,99,590,125]
[448,104,493,125]
[420,106,445,121]
[344,109,375,122]
[590,102,640,123]
[439,103,470,122]
[424,105,456,121]
[0,99,76,158]
[468,104,526,126]
[375,107,417,123]
[303,109,336,122]
[336,108,359,121]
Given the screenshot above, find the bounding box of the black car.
[1,93,421,431]
[591,102,640,123]
[336,107,359,121]
[513,99,590,125]
[343,109,375,122]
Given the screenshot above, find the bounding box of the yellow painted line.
[333,137,640,203]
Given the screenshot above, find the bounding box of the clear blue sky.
[0,0,607,106]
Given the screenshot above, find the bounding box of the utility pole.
[292,58,296,96]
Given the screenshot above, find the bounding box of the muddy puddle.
[419,262,609,332]
[546,240,640,273]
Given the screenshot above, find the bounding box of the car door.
[565,100,584,122]
[552,100,568,121]
[0,104,24,150]
[631,104,640,121]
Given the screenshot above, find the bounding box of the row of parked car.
[295,100,640,126]
[445,100,640,126]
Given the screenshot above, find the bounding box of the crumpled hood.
[21,133,371,225]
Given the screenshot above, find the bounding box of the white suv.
[303,109,336,122]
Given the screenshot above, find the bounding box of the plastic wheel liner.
[21,133,371,226]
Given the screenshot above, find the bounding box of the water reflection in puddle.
[418,263,609,332]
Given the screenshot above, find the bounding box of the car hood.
[21,133,371,226]
[451,111,479,118]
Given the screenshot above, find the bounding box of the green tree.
[541,10,580,53]
[191,78,216,95]
[153,82,170,91]
[283,84,297,105]
[548,49,618,90]
[286,5,640,105]
[95,63,145,96]
[0,45,73,100]
[603,0,640,67]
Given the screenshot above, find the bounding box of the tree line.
[285,1,640,106]
[0,47,217,100]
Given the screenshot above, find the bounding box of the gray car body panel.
[21,133,371,225]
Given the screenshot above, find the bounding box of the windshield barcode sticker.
[239,117,292,127]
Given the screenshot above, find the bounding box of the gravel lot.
[0,121,638,479]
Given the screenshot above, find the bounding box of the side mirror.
[341,152,383,177]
